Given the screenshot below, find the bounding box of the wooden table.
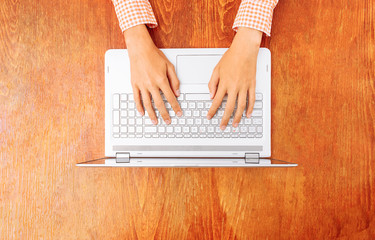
[1,0,374,239]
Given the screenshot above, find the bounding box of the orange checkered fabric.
[112,0,278,36]
[112,0,158,31]
[233,0,278,36]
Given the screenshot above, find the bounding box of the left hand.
[206,27,262,130]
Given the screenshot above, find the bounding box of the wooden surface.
[1,0,374,239]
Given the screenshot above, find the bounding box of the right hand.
[124,25,182,125]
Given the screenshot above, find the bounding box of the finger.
[160,84,183,117]
[233,90,247,127]
[132,86,144,116]
[208,67,220,99]
[207,87,226,120]
[246,88,256,118]
[220,91,237,130]
[141,90,158,125]
[166,64,180,97]
[150,88,171,124]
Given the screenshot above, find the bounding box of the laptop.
[77,48,297,167]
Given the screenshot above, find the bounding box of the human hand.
[124,25,182,125]
[206,27,262,130]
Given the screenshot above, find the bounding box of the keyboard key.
[120,94,127,101]
[120,126,127,133]
[171,119,178,124]
[240,127,247,132]
[185,94,210,101]
[208,127,214,132]
[187,119,194,125]
[205,102,212,108]
[175,127,182,133]
[121,134,128,138]
[128,94,134,101]
[257,127,263,133]
[113,133,120,138]
[195,119,202,125]
[193,111,200,117]
[251,110,262,117]
[183,127,189,133]
[121,118,127,125]
[113,111,120,125]
[197,102,204,108]
[181,102,188,108]
[128,127,135,133]
[129,102,135,109]
[113,94,120,109]
[248,126,256,132]
[129,111,135,117]
[254,101,262,109]
[145,134,151,138]
[136,119,142,125]
[113,126,120,133]
[159,127,165,133]
[166,127,173,133]
[191,127,198,133]
[245,119,251,125]
[120,111,127,117]
[170,111,176,117]
[185,111,192,117]
[129,119,135,125]
[203,119,210,124]
[256,134,263,138]
[145,127,157,133]
[212,119,219,124]
[255,93,263,100]
[120,102,127,109]
[199,127,206,133]
[136,127,142,133]
[253,118,263,125]
[176,134,183,138]
[188,102,196,109]
[179,119,186,124]
[136,134,142,138]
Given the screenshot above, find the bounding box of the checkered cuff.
[233,0,278,37]
[112,0,158,32]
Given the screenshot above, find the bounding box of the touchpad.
[176,55,222,85]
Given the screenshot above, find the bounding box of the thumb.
[167,64,180,97]
[208,67,220,99]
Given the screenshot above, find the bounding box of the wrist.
[231,27,262,51]
[124,25,155,51]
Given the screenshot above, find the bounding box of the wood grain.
[1,0,374,239]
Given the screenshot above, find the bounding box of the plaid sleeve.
[111,0,158,32]
[233,0,279,36]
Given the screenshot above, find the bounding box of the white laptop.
[77,48,297,167]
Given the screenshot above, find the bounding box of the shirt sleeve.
[232,0,279,36]
[111,0,158,32]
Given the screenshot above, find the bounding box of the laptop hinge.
[245,153,260,164]
[116,152,130,163]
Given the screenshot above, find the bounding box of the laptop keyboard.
[112,93,263,138]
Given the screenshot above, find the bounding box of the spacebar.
[185,94,211,100]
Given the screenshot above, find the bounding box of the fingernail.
[152,119,157,125]
[220,125,226,130]
[207,115,212,120]
[177,111,183,117]
[139,111,144,116]
[210,93,213,99]
[247,113,251,118]
[233,123,239,128]
[165,119,171,125]
[176,89,180,96]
